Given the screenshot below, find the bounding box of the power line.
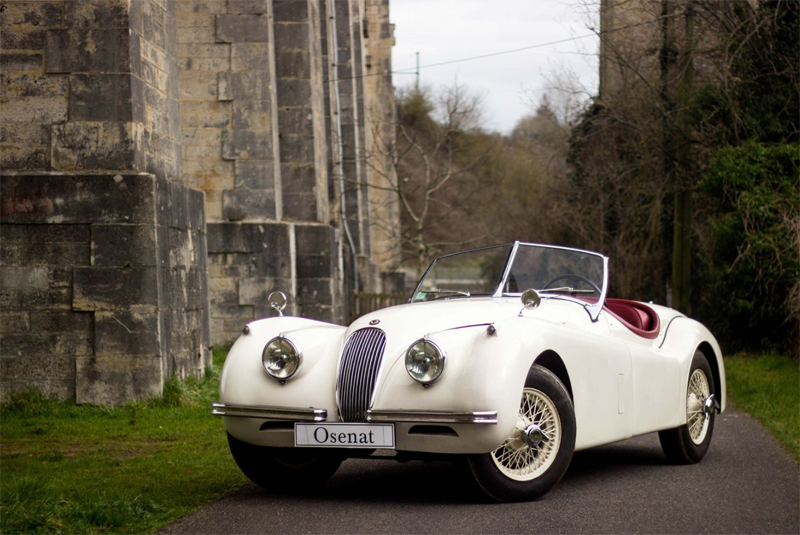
[323,13,683,85]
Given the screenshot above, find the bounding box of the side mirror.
[268,291,288,317]
[519,288,541,317]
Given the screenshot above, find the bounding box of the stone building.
[0,0,398,405]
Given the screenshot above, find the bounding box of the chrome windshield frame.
[498,241,608,322]
[409,243,515,303]
[411,241,608,322]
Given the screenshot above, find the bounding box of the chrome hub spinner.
[521,423,550,449]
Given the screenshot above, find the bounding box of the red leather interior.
[604,298,660,339]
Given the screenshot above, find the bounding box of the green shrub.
[697,142,799,353]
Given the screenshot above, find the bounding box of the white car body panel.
[218,292,725,454]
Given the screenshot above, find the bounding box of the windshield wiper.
[540,287,595,294]
[425,289,471,298]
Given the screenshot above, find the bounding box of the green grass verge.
[724,353,799,462]
[0,349,246,534]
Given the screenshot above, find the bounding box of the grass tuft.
[0,346,245,535]
[724,352,799,461]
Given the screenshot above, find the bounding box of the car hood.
[347,297,520,339]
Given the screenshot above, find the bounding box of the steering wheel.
[542,274,601,295]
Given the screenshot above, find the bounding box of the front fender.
[659,316,726,415]
[219,317,346,415]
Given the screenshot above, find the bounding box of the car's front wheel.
[227,433,343,490]
[467,365,576,502]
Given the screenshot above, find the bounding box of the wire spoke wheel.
[491,388,562,481]
[686,369,710,445]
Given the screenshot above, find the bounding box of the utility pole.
[415,51,420,91]
[671,3,694,314]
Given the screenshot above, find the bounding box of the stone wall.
[176,0,394,347]
[0,0,398,400]
[1,0,210,405]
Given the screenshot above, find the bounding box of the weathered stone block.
[278,108,313,135]
[0,73,68,98]
[1,30,46,51]
[69,74,133,122]
[76,356,162,405]
[30,311,93,333]
[296,254,332,279]
[0,285,71,310]
[176,0,227,14]
[1,173,156,227]
[0,311,30,333]
[73,267,159,311]
[0,2,64,29]
[227,0,267,14]
[231,42,269,70]
[94,311,160,356]
[180,100,230,129]
[1,356,76,381]
[1,332,92,358]
[0,96,67,122]
[215,14,268,42]
[92,225,157,267]
[273,0,309,22]
[234,160,274,189]
[297,279,332,306]
[276,78,311,107]
[275,49,310,79]
[180,71,217,100]
[0,52,43,72]
[0,239,90,267]
[218,70,270,101]
[280,163,315,193]
[0,124,49,145]
[282,192,317,221]
[222,130,272,160]
[222,188,275,221]
[65,0,130,28]
[50,122,139,172]
[0,146,50,171]
[11,378,75,400]
[45,29,131,73]
[278,134,314,163]
[273,22,308,50]
[0,266,49,290]
[295,224,333,256]
[233,100,271,131]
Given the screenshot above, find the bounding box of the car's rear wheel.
[467,365,576,502]
[659,351,716,464]
[227,433,343,490]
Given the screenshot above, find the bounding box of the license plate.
[294,423,395,449]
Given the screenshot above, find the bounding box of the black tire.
[658,351,716,464]
[467,365,576,502]
[227,433,343,490]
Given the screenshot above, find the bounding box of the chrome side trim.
[366,410,498,425]
[211,402,327,422]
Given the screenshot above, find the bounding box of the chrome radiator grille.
[336,328,387,422]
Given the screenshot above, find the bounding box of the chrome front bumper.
[211,402,327,422]
[366,410,498,425]
[212,402,497,425]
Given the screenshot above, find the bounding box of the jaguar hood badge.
[369,319,380,325]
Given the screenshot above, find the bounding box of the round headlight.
[262,336,301,381]
[405,339,446,385]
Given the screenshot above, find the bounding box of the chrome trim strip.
[211,402,327,422]
[366,410,498,425]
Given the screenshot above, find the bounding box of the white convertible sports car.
[213,242,725,501]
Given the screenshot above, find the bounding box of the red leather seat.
[605,299,660,339]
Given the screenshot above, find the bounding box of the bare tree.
[364,83,500,278]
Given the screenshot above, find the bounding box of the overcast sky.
[390,0,600,133]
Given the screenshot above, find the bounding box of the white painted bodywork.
[219,295,726,455]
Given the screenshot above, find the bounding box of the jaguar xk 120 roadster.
[213,242,725,501]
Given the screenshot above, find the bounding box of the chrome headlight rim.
[405,338,447,386]
[262,335,302,382]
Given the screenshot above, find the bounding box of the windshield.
[412,245,512,302]
[504,244,604,304]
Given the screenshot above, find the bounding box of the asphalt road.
[162,409,798,534]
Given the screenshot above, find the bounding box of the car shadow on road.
[240,437,672,506]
